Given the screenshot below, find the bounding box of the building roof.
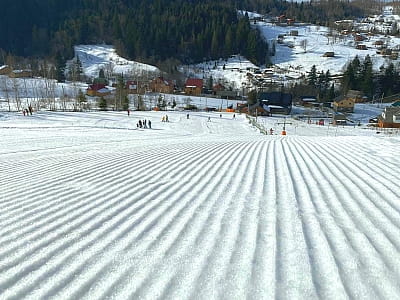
[258,92,292,108]
[392,100,400,107]
[185,78,203,88]
[88,84,107,91]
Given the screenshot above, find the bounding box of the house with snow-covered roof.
[87,84,111,97]
[0,65,11,75]
[9,69,32,78]
[256,92,292,115]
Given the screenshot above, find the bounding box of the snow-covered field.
[1,111,400,299]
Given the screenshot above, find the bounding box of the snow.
[68,45,160,79]
[1,110,400,299]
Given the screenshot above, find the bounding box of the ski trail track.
[1,130,400,299]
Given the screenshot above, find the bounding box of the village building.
[0,65,11,75]
[9,69,32,78]
[346,90,364,103]
[126,80,148,94]
[332,113,347,125]
[378,106,400,128]
[245,92,292,115]
[150,77,174,94]
[184,78,203,96]
[333,96,355,113]
[299,96,318,108]
[86,84,111,97]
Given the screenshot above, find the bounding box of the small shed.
[323,52,335,57]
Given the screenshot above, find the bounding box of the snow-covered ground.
[1,111,400,299]
[69,45,160,79]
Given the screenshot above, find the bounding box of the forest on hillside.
[0,0,268,68]
[0,0,369,73]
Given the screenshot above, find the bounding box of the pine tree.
[307,65,317,87]
[99,96,107,111]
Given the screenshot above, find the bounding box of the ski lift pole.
[276,117,293,135]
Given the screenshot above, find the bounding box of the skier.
[138,120,142,128]
[187,113,189,119]
[208,116,211,122]
[127,109,130,116]
[233,113,235,119]
[28,105,33,115]
[148,120,152,129]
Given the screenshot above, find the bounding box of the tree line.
[0,0,271,72]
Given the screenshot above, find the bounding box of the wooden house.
[184,78,203,96]
[0,65,11,75]
[333,96,355,113]
[86,84,111,97]
[9,69,32,78]
[378,106,400,128]
[346,90,364,103]
[150,77,174,94]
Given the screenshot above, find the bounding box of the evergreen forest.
[1,0,369,71]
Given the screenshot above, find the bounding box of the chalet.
[378,106,400,128]
[86,84,111,97]
[184,78,203,96]
[256,92,292,115]
[356,44,367,50]
[392,100,400,107]
[374,40,384,46]
[346,90,364,103]
[289,30,298,36]
[150,77,174,94]
[333,96,355,113]
[0,65,11,75]
[9,69,32,78]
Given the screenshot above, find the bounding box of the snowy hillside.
[68,45,160,79]
[258,23,400,77]
[1,111,400,299]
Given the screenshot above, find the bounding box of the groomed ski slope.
[1,111,400,299]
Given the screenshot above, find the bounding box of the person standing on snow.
[148,120,152,129]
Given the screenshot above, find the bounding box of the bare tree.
[0,76,11,111]
[300,39,308,53]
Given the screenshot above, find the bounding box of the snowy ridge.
[1,111,400,299]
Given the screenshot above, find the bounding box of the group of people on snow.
[22,106,33,116]
[137,119,151,129]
